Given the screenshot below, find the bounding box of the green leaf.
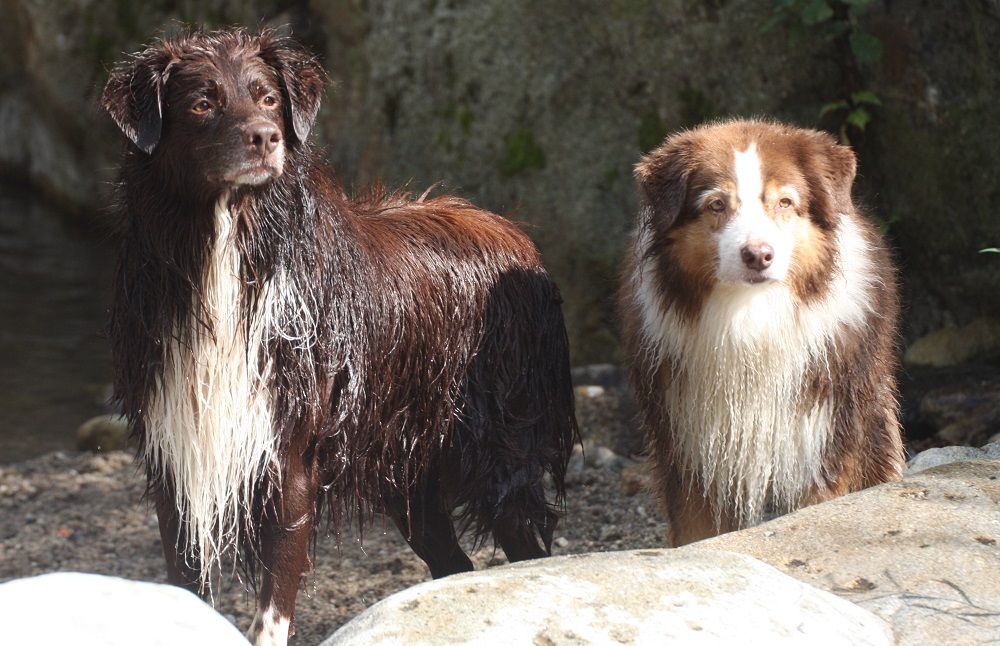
[850,30,884,64]
[842,0,876,6]
[851,90,882,106]
[980,247,1000,254]
[801,0,833,25]
[846,107,872,130]
[819,100,850,118]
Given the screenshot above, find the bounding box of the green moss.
[497,127,546,177]
[636,110,667,153]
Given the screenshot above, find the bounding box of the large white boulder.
[0,572,248,645]
[693,457,1000,645]
[322,549,891,645]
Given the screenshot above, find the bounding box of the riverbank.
[0,441,660,644]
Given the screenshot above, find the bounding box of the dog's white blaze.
[633,195,877,528]
[144,196,278,589]
[717,144,795,283]
[248,604,290,646]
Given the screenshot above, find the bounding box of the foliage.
[764,0,884,144]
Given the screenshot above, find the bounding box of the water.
[0,187,114,463]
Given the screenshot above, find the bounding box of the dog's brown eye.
[261,95,278,108]
[191,100,213,114]
[708,198,726,212]
[778,197,793,209]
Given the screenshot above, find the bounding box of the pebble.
[553,537,570,549]
[590,446,625,470]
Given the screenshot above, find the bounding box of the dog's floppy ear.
[634,135,694,230]
[801,130,857,224]
[824,139,857,214]
[260,36,326,145]
[100,45,176,154]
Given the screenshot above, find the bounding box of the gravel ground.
[0,387,665,644]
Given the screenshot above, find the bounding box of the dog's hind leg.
[247,445,320,646]
[494,500,555,562]
[386,481,473,579]
[153,483,202,595]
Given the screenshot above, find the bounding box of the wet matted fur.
[102,28,577,644]
[618,120,904,546]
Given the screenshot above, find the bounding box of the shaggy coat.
[619,120,903,546]
[102,29,577,645]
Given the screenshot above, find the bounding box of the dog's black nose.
[741,243,774,271]
[245,122,282,156]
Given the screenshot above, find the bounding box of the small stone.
[553,537,570,549]
[589,446,625,470]
[76,415,129,452]
[904,318,1000,367]
[574,385,606,399]
[599,525,622,542]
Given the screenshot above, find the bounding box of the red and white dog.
[619,120,904,546]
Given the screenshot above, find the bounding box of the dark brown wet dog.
[102,29,577,645]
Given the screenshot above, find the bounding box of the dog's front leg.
[153,482,203,595]
[247,444,319,646]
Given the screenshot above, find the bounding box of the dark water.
[0,188,114,463]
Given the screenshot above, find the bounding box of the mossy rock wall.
[3,0,998,362]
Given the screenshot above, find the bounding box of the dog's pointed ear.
[634,135,693,230]
[101,47,175,154]
[260,37,326,145]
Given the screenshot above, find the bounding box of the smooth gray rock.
[0,572,249,645]
[907,442,1000,474]
[322,550,891,645]
[692,459,1000,645]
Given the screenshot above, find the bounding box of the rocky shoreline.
[2,378,999,644]
[0,436,659,645]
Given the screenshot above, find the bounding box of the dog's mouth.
[741,270,772,285]
[209,160,283,187]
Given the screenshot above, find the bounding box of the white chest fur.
[143,199,278,586]
[634,214,876,528]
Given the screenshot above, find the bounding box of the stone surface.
[0,572,249,645]
[907,441,1000,474]
[322,550,891,646]
[691,459,1000,645]
[913,375,1000,447]
[904,319,1000,368]
[76,414,129,452]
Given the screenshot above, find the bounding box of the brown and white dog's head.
[101,28,324,192]
[634,120,857,314]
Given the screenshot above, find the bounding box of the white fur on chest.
[144,198,278,586]
[633,214,875,527]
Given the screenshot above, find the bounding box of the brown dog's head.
[101,28,324,191]
[634,120,856,302]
